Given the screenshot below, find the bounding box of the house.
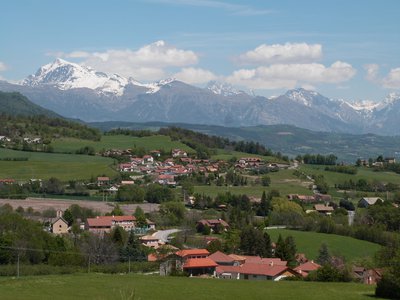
[97,177,110,186]
[216,262,297,281]
[150,150,161,157]
[197,219,229,233]
[119,163,135,172]
[313,204,334,215]
[143,155,154,164]
[294,260,321,277]
[287,194,316,204]
[208,251,236,266]
[358,197,384,208]
[85,215,136,233]
[160,248,215,276]
[352,267,383,284]
[146,219,156,231]
[0,179,16,185]
[314,193,332,203]
[384,157,396,164]
[172,149,187,158]
[0,136,11,142]
[52,217,69,235]
[295,253,308,264]
[140,235,164,248]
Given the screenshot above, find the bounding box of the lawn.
[0,148,117,181]
[267,229,381,262]
[0,273,380,300]
[51,135,195,153]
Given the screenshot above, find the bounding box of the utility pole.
[17,253,20,278]
[88,255,91,273]
[128,256,131,273]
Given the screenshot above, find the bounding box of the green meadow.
[267,229,381,262]
[299,164,400,186]
[0,273,380,300]
[0,148,117,181]
[51,135,195,153]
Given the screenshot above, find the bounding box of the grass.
[0,148,117,181]
[194,170,313,197]
[267,229,381,262]
[51,135,195,153]
[0,273,381,300]
[299,164,400,186]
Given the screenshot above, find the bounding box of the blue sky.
[1,0,400,101]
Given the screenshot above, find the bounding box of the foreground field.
[0,148,117,180]
[0,273,380,300]
[267,229,381,262]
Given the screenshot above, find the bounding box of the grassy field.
[267,229,381,262]
[51,135,195,153]
[194,169,312,197]
[0,148,117,181]
[0,273,380,300]
[299,164,400,186]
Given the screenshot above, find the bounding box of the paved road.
[152,229,181,243]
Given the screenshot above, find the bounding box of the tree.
[116,185,145,203]
[111,226,127,247]
[107,204,123,216]
[258,191,271,217]
[261,175,271,187]
[159,202,186,226]
[275,234,297,266]
[62,209,74,226]
[120,231,145,261]
[317,243,331,266]
[134,206,147,228]
[240,227,272,257]
[207,239,223,253]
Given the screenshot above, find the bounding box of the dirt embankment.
[0,197,159,215]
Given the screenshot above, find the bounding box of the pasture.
[0,273,380,300]
[267,229,381,262]
[0,148,117,181]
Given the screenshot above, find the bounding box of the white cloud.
[51,41,199,81]
[364,64,379,82]
[238,43,322,65]
[0,62,7,72]
[174,67,218,84]
[382,67,400,89]
[226,61,356,90]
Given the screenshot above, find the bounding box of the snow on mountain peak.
[285,88,319,106]
[206,81,245,96]
[22,58,130,96]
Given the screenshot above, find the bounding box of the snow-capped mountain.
[0,59,399,135]
[207,81,245,96]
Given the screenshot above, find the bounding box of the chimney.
[269,261,274,267]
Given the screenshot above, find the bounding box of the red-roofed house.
[97,177,110,186]
[294,260,321,277]
[85,215,136,233]
[197,219,229,233]
[208,251,236,266]
[216,263,297,281]
[160,248,216,276]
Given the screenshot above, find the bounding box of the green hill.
[0,91,61,118]
[90,121,400,162]
[267,229,381,262]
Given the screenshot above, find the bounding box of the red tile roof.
[183,258,218,269]
[294,261,321,276]
[87,215,136,227]
[208,251,235,264]
[176,249,210,258]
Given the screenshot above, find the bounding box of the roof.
[97,177,110,181]
[217,263,289,277]
[360,197,384,205]
[87,215,136,227]
[183,258,218,269]
[208,251,235,264]
[294,261,321,274]
[314,204,334,212]
[175,249,210,258]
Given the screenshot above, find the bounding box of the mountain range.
[0,58,399,135]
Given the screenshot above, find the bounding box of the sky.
[1,0,400,102]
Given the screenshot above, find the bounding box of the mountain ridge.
[0,59,399,135]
